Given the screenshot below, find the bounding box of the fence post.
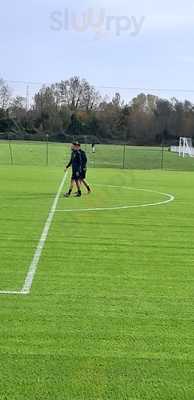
[93,148,96,169]
[122,144,126,169]
[84,136,87,152]
[161,141,165,170]
[8,134,14,165]
[46,134,49,166]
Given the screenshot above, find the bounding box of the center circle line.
[56,184,175,212]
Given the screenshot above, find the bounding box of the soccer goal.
[171,137,194,157]
[179,137,194,157]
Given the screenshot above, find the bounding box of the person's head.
[72,142,81,151]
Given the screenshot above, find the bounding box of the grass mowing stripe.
[20,172,67,295]
[1,167,194,399]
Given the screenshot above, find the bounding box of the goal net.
[171,137,194,158]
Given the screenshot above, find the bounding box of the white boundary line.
[0,291,22,295]
[0,180,174,295]
[0,173,67,296]
[56,184,175,213]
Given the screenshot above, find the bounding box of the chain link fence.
[0,138,194,171]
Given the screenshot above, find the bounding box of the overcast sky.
[1,0,194,102]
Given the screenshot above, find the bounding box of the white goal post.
[171,137,194,158]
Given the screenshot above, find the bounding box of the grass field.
[1,140,194,171]
[0,142,194,399]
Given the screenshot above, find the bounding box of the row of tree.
[0,76,194,145]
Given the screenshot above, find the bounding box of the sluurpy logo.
[50,8,146,38]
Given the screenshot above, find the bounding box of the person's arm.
[82,151,87,170]
[77,151,83,172]
[65,153,73,170]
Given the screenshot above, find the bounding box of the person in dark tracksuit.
[64,142,91,197]
[64,142,83,197]
[79,147,91,194]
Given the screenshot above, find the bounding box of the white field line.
[21,173,67,294]
[0,180,174,295]
[56,185,175,213]
[0,173,67,296]
[0,291,22,295]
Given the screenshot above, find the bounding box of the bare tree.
[0,79,11,109]
[52,76,101,111]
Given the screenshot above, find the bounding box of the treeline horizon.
[0,76,194,145]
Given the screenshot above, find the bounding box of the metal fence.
[0,139,194,171]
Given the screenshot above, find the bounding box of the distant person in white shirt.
[92,143,96,153]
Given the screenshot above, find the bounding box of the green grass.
[1,140,194,170]
[0,161,194,399]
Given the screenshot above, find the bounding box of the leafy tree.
[1,76,194,145]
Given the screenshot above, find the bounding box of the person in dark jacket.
[79,147,91,194]
[64,142,83,197]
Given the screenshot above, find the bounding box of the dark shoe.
[75,192,81,197]
[64,192,70,198]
